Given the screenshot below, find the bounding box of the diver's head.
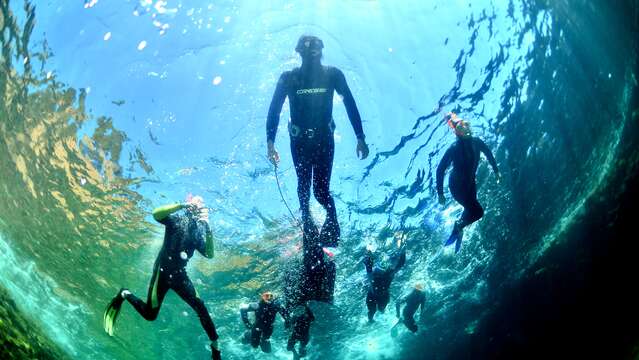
[445,112,472,138]
[414,283,424,292]
[296,35,324,61]
[374,255,391,273]
[261,291,275,304]
[185,194,205,216]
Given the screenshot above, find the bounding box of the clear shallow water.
[0,1,637,359]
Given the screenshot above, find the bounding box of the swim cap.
[414,283,424,291]
[295,35,324,53]
[445,112,471,138]
[261,292,275,303]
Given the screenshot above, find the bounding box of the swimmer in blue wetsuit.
[436,112,501,253]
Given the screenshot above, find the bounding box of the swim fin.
[444,222,464,253]
[103,288,126,336]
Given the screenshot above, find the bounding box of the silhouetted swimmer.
[436,112,500,253]
[266,34,369,247]
[287,303,315,357]
[240,292,290,353]
[103,196,221,360]
[394,283,426,334]
[363,242,407,322]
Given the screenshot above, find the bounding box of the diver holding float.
[436,112,501,253]
[103,195,222,360]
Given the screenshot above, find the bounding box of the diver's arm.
[266,72,288,144]
[278,302,290,323]
[334,68,365,140]
[240,303,258,329]
[393,249,407,273]
[307,307,315,322]
[195,221,215,259]
[152,203,185,223]
[436,147,453,197]
[476,139,499,174]
[363,251,374,274]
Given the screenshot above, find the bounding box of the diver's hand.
[438,193,446,206]
[356,138,369,160]
[267,141,280,166]
[198,206,209,223]
[496,172,502,184]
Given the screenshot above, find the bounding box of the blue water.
[1,0,637,359]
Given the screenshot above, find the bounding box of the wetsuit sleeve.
[307,307,315,322]
[240,303,258,328]
[392,249,406,274]
[266,72,288,143]
[152,203,184,225]
[195,221,214,259]
[363,251,374,274]
[476,138,499,174]
[278,301,290,322]
[333,68,365,140]
[436,147,454,196]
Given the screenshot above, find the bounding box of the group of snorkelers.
[103,35,500,359]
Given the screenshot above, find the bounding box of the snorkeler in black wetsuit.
[395,284,426,333]
[103,196,221,360]
[266,35,370,247]
[436,112,501,253]
[287,303,315,357]
[240,292,289,353]
[364,244,406,322]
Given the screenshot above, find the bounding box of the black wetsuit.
[241,300,289,351]
[125,213,218,341]
[364,249,406,321]
[287,304,315,352]
[396,289,426,333]
[436,137,499,228]
[267,65,365,247]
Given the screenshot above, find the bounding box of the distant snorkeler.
[240,292,290,353]
[363,241,407,322]
[393,283,426,335]
[287,302,315,357]
[436,112,501,253]
[103,195,221,360]
[266,34,370,247]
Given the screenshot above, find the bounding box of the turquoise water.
[1,0,638,359]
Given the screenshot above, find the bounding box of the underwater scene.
[1,0,638,359]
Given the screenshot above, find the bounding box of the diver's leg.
[314,136,339,246]
[260,325,274,352]
[459,182,483,227]
[250,327,262,348]
[172,274,219,341]
[287,333,296,351]
[299,331,309,356]
[125,264,168,321]
[291,140,312,218]
[404,316,418,332]
[378,292,390,313]
[366,291,377,321]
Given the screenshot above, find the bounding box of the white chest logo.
[296,88,327,95]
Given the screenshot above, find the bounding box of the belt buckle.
[306,129,315,138]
